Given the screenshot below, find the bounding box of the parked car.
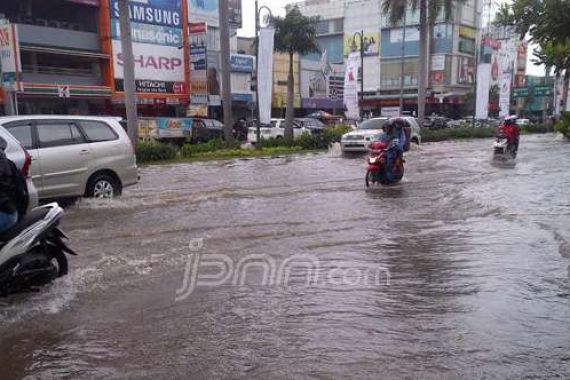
[424,116,448,129]
[295,118,327,135]
[247,119,310,143]
[187,118,224,144]
[0,116,138,200]
[0,126,38,210]
[340,117,421,153]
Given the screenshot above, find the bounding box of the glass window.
[5,123,33,149]
[359,119,389,130]
[37,122,85,148]
[80,121,118,142]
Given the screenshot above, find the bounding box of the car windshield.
[359,119,388,130]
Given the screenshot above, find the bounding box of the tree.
[273,7,320,142]
[383,0,460,127]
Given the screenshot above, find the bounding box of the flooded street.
[1,134,569,379]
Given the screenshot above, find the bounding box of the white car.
[0,116,138,200]
[247,119,311,143]
[340,117,421,153]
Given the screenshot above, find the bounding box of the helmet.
[504,115,517,125]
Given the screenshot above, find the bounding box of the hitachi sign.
[117,54,182,71]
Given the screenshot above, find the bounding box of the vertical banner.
[0,23,22,91]
[110,0,187,96]
[257,28,275,125]
[344,52,360,119]
[189,22,208,110]
[499,72,512,118]
[476,63,491,119]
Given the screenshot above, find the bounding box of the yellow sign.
[344,31,380,57]
[459,26,477,40]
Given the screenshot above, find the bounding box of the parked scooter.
[0,203,75,296]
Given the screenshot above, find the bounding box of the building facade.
[293,0,485,117]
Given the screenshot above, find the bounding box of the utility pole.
[118,0,138,148]
[219,0,234,145]
[399,7,407,114]
[255,0,260,145]
[353,31,365,118]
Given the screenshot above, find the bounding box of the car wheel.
[412,137,420,145]
[87,174,121,199]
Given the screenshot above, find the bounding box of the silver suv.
[0,126,39,210]
[0,116,138,200]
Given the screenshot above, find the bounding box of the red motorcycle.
[365,140,405,187]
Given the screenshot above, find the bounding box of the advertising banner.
[344,32,380,57]
[190,22,208,104]
[230,54,254,73]
[188,0,219,27]
[431,55,446,71]
[476,63,491,119]
[344,52,360,119]
[66,0,99,5]
[390,27,420,43]
[499,72,512,118]
[0,23,22,91]
[110,0,186,96]
[228,0,242,28]
[157,117,193,138]
[458,56,475,85]
[257,28,275,125]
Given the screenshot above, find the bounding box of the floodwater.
[1,134,569,379]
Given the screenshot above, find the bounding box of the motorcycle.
[0,203,75,296]
[365,140,405,187]
[493,134,517,161]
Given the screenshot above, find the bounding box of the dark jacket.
[0,150,29,216]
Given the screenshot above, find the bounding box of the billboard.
[458,56,475,85]
[344,52,360,119]
[0,23,22,91]
[110,0,187,96]
[188,0,219,27]
[499,72,512,117]
[257,28,275,124]
[228,0,242,28]
[344,32,380,57]
[189,22,208,105]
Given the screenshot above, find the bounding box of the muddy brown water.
[1,134,569,379]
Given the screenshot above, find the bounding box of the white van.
[0,116,138,200]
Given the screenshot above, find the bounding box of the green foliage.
[273,7,320,56]
[422,127,497,142]
[520,124,555,134]
[137,141,179,163]
[180,139,236,158]
[555,112,570,138]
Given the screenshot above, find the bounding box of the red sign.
[189,23,207,34]
[65,0,100,5]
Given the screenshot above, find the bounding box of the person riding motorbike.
[497,116,520,155]
[0,137,29,234]
[379,118,408,181]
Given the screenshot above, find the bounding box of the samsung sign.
[230,54,254,73]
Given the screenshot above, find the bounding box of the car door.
[35,120,91,198]
[3,120,43,191]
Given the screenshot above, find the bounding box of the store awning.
[20,45,109,59]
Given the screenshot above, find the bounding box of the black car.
[189,118,224,143]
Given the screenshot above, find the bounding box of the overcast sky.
[237,0,544,76]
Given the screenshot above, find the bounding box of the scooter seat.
[0,208,50,243]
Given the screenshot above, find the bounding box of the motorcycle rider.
[380,118,408,181]
[497,116,520,156]
[0,137,29,234]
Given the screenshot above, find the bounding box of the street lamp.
[352,30,365,118]
[255,0,273,147]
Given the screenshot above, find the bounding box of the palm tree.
[273,7,320,142]
[383,0,458,127]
